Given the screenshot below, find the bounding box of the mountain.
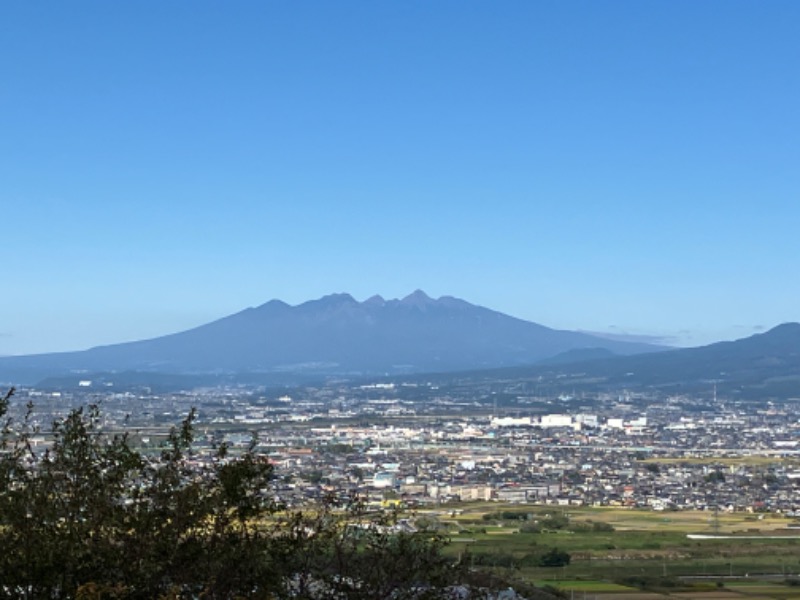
[436,323,800,400]
[0,291,665,385]
[552,322,800,384]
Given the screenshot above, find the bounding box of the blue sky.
[2,1,798,355]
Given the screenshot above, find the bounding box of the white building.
[540,414,572,428]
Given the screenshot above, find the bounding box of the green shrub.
[0,390,466,599]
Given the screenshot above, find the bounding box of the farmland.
[427,504,800,599]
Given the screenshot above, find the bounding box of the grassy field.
[726,583,800,598]
[540,580,638,592]
[425,504,800,595]
[443,503,791,533]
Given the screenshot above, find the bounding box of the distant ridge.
[437,322,800,401]
[0,291,665,385]
[557,322,800,385]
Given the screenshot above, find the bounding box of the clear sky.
[2,1,799,355]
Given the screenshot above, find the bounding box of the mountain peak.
[400,289,435,307]
[256,299,289,310]
[0,290,668,385]
[316,293,357,305]
[363,294,386,306]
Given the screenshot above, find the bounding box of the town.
[8,378,800,518]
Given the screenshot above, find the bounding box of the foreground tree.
[0,388,281,598]
[1,388,521,599]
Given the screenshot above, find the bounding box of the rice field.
[431,504,800,597]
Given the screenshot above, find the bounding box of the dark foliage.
[0,389,474,599]
[482,511,531,522]
[616,575,681,590]
[536,549,571,568]
[704,470,726,483]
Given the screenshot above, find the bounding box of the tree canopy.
[0,388,474,599]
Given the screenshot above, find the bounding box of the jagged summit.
[306,292,357,306]
[264,291,444,309]
[0,291,666,384]
[363,294,386,307]
[399,289,436,308]
[256,299,290,310]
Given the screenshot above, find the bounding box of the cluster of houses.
[12,383,800,514]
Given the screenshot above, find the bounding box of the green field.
[445,504,790,533]
[541,580,638,592]
[428,505,800,592]
[727,583,800,598]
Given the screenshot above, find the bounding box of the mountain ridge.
[422,322,800,401]
[0,291,664,384]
